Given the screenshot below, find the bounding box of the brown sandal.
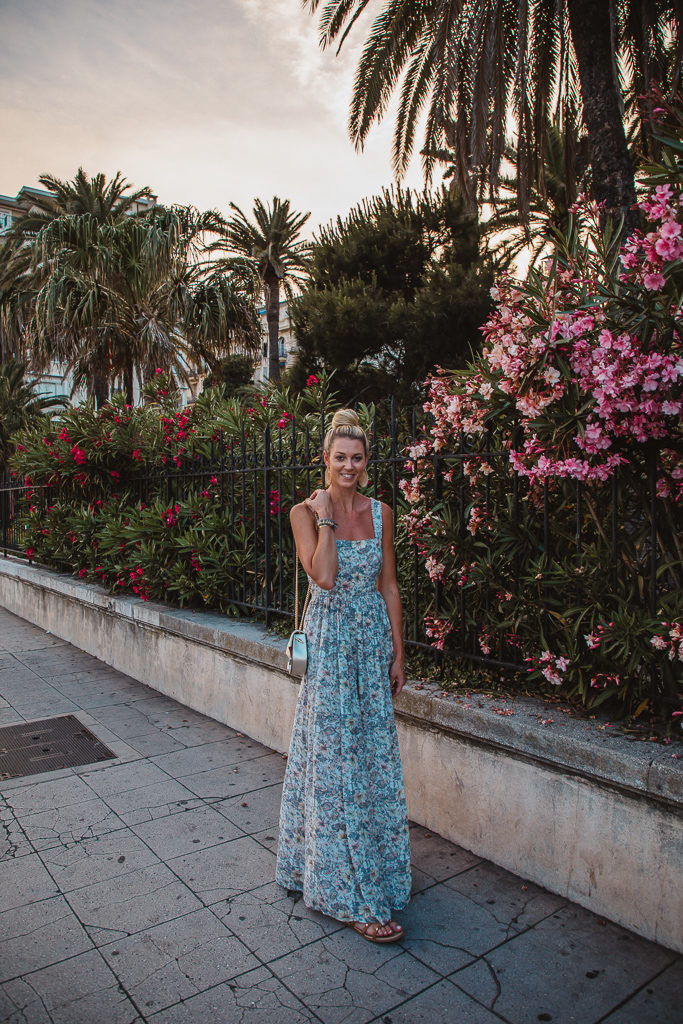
[348,920,404,944]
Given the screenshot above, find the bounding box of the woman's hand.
[292,492,338,591]
[389,658,405,697]
[304,488,333,521]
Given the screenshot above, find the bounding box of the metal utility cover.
[0,715,115,781]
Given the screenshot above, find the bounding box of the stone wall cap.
[393,682,682,806]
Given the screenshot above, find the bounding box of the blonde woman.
[276,409,411,943]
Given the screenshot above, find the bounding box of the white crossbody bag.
[286,551,311,677]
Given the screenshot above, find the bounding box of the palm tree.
[221,198,311,381]
[475,112,592,269]
[304,0,680,229]
[9,168,154,236]
[0,360,67,470]
[0,236,32,363]
[27,205,260,406]
[2,168,156,403]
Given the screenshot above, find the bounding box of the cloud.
[0,0,426,233]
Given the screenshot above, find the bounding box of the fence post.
[1,471,7,556]
[611,473,618,596]
[433,437,444,676]
[648,445,658,618]
[263,424,272,627]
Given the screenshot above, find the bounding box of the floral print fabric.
[276,498,412,923]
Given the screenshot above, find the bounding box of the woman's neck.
[327,485,359,516]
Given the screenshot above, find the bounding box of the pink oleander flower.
[478,630,493,655]
[643,271,666,291]
[424,614,452,651]
[425,556,446,582]
[399,476,422,504]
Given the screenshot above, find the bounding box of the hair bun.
[331,408,360,429]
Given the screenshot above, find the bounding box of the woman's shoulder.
[290,501,310,522]
[368,497,394,531]
[373,497,393,517]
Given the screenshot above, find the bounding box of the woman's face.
[324,438,367,488]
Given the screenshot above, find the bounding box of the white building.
[254,297,297,382]
[0,187,88,403]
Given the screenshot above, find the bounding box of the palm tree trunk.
[264,270,281,382]
[567,0,639,234]
[123,358,134,407]
[92,372,109,410]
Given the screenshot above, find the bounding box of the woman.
[276,408,412,943]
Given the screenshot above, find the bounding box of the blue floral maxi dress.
[276,498,412,923]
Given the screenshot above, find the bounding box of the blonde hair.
[324,408,370,487]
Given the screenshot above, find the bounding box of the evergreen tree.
[202,353,256,397]
[289,187,493,403]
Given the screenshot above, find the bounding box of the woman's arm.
[290,491,338,590]
[377,502,406,696]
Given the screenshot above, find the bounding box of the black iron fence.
[0,471,34,555]
[1,405,681,701]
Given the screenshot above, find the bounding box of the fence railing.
[1,405,681,699]
[0,471,37,555]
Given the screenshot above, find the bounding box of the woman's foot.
[348,920,404,944]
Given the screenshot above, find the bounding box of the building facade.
[254,298,297,382]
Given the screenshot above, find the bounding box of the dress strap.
[371,498,382,541]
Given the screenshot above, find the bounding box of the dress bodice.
[309,498,383,602]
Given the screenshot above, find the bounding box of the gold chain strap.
[294,549,311,631]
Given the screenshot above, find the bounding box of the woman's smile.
[326,438,368,487]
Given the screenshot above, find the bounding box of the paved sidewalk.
[0,607,680,1024]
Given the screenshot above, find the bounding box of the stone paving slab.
[0,605,681,1024]
[450,905,676,1024]
[2,950,139,1024]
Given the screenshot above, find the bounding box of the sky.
[0,0,426,237]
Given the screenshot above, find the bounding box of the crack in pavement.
[477,954,503,1012]
[0,902,79,944]
[0,800,29,860]
[9,975,52,1023]
[22,812,121,853]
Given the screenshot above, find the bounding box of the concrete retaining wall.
[1,556,681,953]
